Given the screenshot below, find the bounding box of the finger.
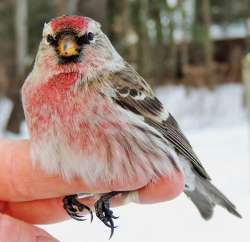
[1,173,183,225]
[0,199,70,224]
[110,172,184,206]
[137,172,184,203]
[0,139,148,202]
[0,213,58,242]
[0,197,95,224]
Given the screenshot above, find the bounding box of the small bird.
[22,16,241,238]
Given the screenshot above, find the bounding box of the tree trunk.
[67,0,79,15]
[243,55,250,157]
[6,0,28,133]
[16,0,28,78]
[133,0,151,81]
[165,2,177,83]
[179,0,189,70]
[56,0,79,15]
[245,1,250,53]
[78,0,107,29]
[150,1,165,85]
[202,0,214,87]
[107,0,130,58]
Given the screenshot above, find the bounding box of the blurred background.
[0,0,249,242]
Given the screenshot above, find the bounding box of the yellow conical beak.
[58,36,79,57]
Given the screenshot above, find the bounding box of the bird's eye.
[77,32,95,45]
[87,32,94,41]
[46,34,56,45]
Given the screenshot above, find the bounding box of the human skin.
[0,139,184,241]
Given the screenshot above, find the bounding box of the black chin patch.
[58,55,81,64]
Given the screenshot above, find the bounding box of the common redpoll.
[22,15,241,238]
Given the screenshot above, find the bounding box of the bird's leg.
[63,194,93,222]
[95,191,123,238]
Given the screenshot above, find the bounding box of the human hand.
[0,139,184,242]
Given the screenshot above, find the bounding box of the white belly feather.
[30,93,180,186]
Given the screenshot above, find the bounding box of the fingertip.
[137,172,184,204]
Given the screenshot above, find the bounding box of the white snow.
[1,84,249,242]
[0,97,13,137]
[156,84,247,130]
[211,23,249,40]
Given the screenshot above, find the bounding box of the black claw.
[83,205,93,222]
[63,195,93,222]
[94,192,121,239]
[65,209,86,221]
[66,212,86,221]
[69,212,85,219]
[70,215,86,221]
[109,219,115,239]
[101,218,113,228]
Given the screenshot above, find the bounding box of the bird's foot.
[95,192,120,239]
[63,194,93,222]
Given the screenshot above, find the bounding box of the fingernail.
[36,235,60,242]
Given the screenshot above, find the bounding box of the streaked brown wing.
[109,65,211,180]
[146,115,211,179]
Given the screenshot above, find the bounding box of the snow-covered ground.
[156,84,247,130]
[1,84,249,241]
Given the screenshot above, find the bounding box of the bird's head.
[33,15,124,84]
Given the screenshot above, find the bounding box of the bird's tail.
[185,175,242,220]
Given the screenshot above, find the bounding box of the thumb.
[0,213,59,242]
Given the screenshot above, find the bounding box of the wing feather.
[107,64,211,180]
